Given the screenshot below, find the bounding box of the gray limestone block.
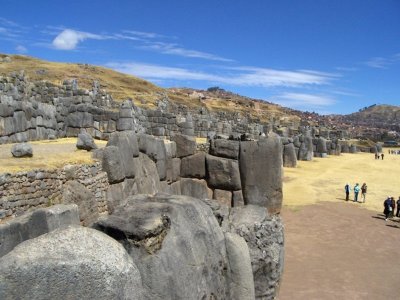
[0,204,79,258]
[283,143,297,168]
[119,108,133,118]
[0,103,14,117]
[107,131,139,178]
[12,111,27,132]
[229,205,284,300]
[95,194,228,300]
[224,232,255,300]
[164,140,177,159]
[62,181,99,227]
[0,226,144,300]
[117,117,134,131]
[213,189,232,207]
[132,153,161,194]
[316,137,328,153]
[170,134,196,158]
[206,154,241,191]
[349,144,357,153]
[239,133,283,214]
[180,152,206,179]
[210,139,240,159]
[102,146,125,184]
[166,157,181,183]
[66,111,93,128]
[76,132,97,151]
[232,190,245,207]
[180,178,213,200]
[11,143,33,157]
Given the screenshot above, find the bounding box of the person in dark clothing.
[390,197,396,218]
[381,153,384,160]
[384,197,392,221]
[361,183,367,203]
[344,183,351,201]
[396,197,400,217]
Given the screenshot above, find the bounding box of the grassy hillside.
[350,104,400,121]
[0,54,299,123]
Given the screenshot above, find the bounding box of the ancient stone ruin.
[0,74,382,299]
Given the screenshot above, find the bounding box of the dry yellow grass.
[283,148,400,213]
[0,138,106,173]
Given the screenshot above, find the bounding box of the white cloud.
[106,62,336,88]
[271,92,336,111]
[123,30,165,39]
[52,29,107,50]
[15,45,27,53]
[141,42,234,62]
[365,57,389,69]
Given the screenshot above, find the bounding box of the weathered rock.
[138,134,167,180]
[180,178,213,200]
[298,134,313,161]
[232,190,245,207]
[239,134,283,214]
[0,226,144,300]
[0,204,79,258]
[11,142,33,157]
[206,155,241,191]
[95,194,229,300]
[316,137,327,154]
[171,134,196,158]
[62,181,98,226]
[213,189,232,207]
[102,145,125,184]
[210,139,240,159]
[224,232,255,300]
[283,143,297,168]
[180,152,206,179]
[76,132,97,151]
[166,157,181,183]
[133,153,161,194]
[107,131,139,178]
[229,205,284,300]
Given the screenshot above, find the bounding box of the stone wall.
[0,74,271,144]
[0,162,108,220]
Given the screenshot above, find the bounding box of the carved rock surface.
[0,226,144,300]
[239,133,283,214]
[96,194,229,300]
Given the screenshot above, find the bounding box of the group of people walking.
[344,183,367,202]
[383,196,400,221]
[374,153,384,160]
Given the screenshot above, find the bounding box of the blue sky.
[0,0,399,115]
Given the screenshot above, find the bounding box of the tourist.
[381,153,384,160]
[374,153,378,159]
[390,197,396,218]
[384,197,392,221]
[361,183,367,203]
[353,183,360,202]
[396,197,400,218]
[344,183,351,201]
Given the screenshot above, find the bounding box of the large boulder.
[283,143,297,168]
[210,139,240,159]
[171,134,196,158]
[11,143,33,157]
[0,226,144,300]
[138,134,168,180]
[298,135,313,161]
[0,204,79,258]
[95,194,230,300]
[229,205,284,300]
[180,178,213,200]
[62,181,99,227]
[224,232,255,300]
[76,132,97,151]
[239,134,283,214]
[180,152,206,179]
[107,131,139,178]
[102,145,125,184]
[206,155,241,191]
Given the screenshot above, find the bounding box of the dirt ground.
[278,149,400,300]
[278,202,400,300]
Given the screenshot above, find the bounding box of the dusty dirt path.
[278,149,400,300]
[278,202,400,300]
